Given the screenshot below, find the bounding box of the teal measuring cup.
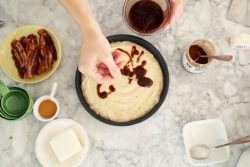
[0,80,33,119]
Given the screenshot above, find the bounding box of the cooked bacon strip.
[41,29,57,62]
[20,36,27,49]
[11,40,27,68]
[44,49,53,72]
[12,52,26,78]
[24,34,39,79]
[38,29,57,73]
[11,40,28,78]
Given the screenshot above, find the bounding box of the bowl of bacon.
[0,25,61,83]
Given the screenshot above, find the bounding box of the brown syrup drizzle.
[96,46,153,99]
[137,51,144,63]
[97,84,116,99]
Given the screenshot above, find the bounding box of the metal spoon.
[194,55,233,62]
[190,135,250,159]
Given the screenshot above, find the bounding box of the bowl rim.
[0,86,34,120]
[35,118,89,167]
[182,119,230,165]
[33,95,60,122]
[0,24,62,84]
[75,34,169,126]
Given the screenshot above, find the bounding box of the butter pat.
[50,128,82,162]
[230,33,250,50]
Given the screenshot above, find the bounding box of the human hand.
[78,32,122,83]
[164,0,183,27]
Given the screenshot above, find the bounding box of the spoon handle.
[201,55,233,61]
[215,135,250,148]
[212,55,233,61]
[50,82,57,97]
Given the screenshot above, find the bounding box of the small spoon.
[194,55,233,62]
[190,135,250,159]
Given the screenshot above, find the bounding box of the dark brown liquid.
[97,46,153,99]
[121,52,153,88]
[137,51,144,63]
[119,45,144,84]
[121,65,134,84]
[129,0,164,33]
[117,46,141,67]
[138,77,153,87]
[189,45,209,64]
[109,85,116,92]
[97,84,116,99]
[134,61,153,87]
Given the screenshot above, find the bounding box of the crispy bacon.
[24,34,39,79]
[20,36,27,49]
[11,40,27,78]
[11,39,27,68]
[11,29,57,79]
[38,29,57,73]
[12,52,26,78]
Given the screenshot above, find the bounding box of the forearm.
[58,0,101,36]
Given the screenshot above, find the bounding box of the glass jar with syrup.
[123,0,172,35]
[182,39,215,73]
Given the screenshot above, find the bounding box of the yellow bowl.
[0,25,61,84]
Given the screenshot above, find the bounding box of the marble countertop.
[1,0,250,166]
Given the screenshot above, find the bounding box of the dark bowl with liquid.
[75,34,169,126]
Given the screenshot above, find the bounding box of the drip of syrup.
[117,46,140,67]
[120,50,153,88]
[138,77,153,87]
[121,65,134,84]
[133,61,153,87]
[137,51,144,63]
[96,46,153,99]
[97,84,116,99]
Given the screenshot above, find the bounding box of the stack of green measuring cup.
[0,80,33,120]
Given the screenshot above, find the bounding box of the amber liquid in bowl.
[38,99,57,119]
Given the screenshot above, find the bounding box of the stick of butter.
[230,33,250,50]
[50,128,83,162]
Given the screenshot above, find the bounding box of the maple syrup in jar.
[182,39,215,73]
[123,0,172,35]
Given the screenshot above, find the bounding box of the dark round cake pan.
[75,34,169,126]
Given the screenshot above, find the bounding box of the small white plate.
[183,119,230,166]
[35,119,89,167]
[236,147,250,167]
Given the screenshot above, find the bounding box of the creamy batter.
[81,41,163,122]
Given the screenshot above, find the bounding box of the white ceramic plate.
[35,119,89,167]
[183,119,230,166]
[236,147,250,167]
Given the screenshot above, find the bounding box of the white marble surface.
[0,0,250,166]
